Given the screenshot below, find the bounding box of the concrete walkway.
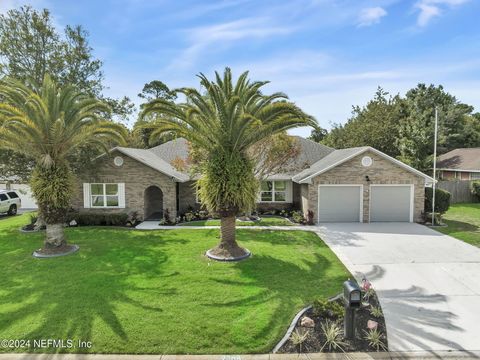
[135,221,306,231]
[315,223,480,352]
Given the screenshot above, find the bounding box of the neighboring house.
[72,137,434,223]
[0,178,38,209]
[437,148,480,180]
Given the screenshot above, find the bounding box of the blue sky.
[1,0,479,136]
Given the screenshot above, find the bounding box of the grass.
[0,214,349,354]
[437,203,480,247]
[178,216,293,227]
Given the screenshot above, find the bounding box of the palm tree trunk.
[45,223,66,248]
[220,214,237,248]
[208,211,249,259]
[34,210,46,230]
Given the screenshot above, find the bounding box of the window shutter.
[118,183,126,208]
[83,183,90,208]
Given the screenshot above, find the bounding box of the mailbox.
[343,280,361,308]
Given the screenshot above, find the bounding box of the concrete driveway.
[315,223,480,352]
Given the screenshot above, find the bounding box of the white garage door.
[318,185,362,222]
[370,185,412,222]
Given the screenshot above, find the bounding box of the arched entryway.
[144,186,163,220]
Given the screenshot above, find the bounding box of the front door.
[144,186,163,220]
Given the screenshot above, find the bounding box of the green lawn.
[437,203,480,247]
[178,216,293,227]
[0,214,348,354]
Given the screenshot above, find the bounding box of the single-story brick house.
[72,137,434,223]
[437,148,480,180]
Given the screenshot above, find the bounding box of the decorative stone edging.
[271,293,343,354]
[205,248,251,262]
[32,244,80,259]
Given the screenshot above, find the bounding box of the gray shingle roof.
[148,138,190,164]
[114,147,189,182]
[436,148,480,171]
[147,136,335,179]
[276,136,335,175]
[292,147,368,182]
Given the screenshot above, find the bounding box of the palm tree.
[0,75,127,255]
[141,68,316,260]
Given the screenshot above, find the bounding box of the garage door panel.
[318,186,362,222]
[370,185,411,222]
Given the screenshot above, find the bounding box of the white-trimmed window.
[471,173,480,180]
[83,183,125,208]
[260,180,287,202]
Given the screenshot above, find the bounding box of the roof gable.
[293,147,434,183]
[112,147,189,182]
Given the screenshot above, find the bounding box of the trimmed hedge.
[70,212,129,226]
[425,187,451,214]
[471,181,480,201]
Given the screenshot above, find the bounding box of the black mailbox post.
[343,280,361,339]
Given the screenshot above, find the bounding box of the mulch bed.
[33,244,78,256]
[278,290,388,353]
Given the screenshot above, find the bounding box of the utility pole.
[432,107,438,226]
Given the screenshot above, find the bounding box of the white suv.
[0,190,21,215]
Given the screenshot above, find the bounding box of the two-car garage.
[317,184,414,223]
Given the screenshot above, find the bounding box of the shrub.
[320,320,347,352]
[73,212,129,226]
[424,187,451,215]
[306,210,314,225]
[312,299,344,319]
[471,181,480,201]
[291,210,306,224]
[369,306,383,318]
[29,213,38,225]
[126,211,141,227]
[364,328,387,351]
[290,329,310,353]
[161,209,175,225]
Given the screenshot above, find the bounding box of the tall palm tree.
[0,75,127,255]
[141,68,317,260]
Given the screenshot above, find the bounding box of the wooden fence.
[437,180,477,204]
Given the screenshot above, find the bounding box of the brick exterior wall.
[440,170,456,180]
[72,149,426,224]
[307,151,426,223]
[72,150,178,220]
[178,181,201,214]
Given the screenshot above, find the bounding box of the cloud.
[357,7,387,27]
[415,0,469,26]
[170,17,295,70]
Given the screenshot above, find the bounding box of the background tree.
[398,84,478,171]
[321,88,404,157]
[138,80,177,102]
[317,84,480,174]
[141,68,316,259]
[132,80,177,148]
[0,75,126,254]
[0,5,131,180]
[308,127,328,143]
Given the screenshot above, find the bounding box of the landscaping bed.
[177,215,294,227]
[278,284,388,353]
